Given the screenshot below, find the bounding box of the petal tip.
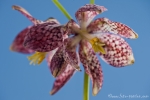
[135,33,138,39]
[12,5,19,10]
[92,80,102,96]
[131,60,135,64]
[130,30,138,39]
[100,6,108,12]
[12,5,15,9]
[75,66,82,71]
[50,90,54,95]
[52,70,59,78]
[9,45,20,53]
[128,29,139,39]
[128,54,135,65]
[92,86,99,96]
[79,69,82,72]
[9,45,14,51]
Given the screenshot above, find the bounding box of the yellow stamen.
[90,37,106,54]
[70,25,106,54]
[28,52,47,65]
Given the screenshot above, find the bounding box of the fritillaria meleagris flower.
[10,5,77,93]
[10,5,67,65]
[11,4,138,96]
[48,4,138,95]
[10,5,79,95]
[10,5,60,54]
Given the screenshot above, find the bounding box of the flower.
[48,4,138,96]
[11,4,138,96]
[10,5,60,54]
[10,5,64,64]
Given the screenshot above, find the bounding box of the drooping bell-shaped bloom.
[10,5,67,65]
[10,5,59,54]
[48,4,138,95]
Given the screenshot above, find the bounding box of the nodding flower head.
[49,4,138,96]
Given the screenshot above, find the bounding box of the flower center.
[70,25,106,54]
[90,37,106,54]
[28,52,47,65]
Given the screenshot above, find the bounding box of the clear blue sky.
[0,0,150,100]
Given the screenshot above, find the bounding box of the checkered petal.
[65,19,80,35]
[49,47,68,77]
[24,23,64,52]
[63,38,81,71]
[87,18,138,39]
[50,64,75,95]
[12,5,41,25]
[96,33,135,67]
[10,26,34,54]
[75,4,107,28]
[79,40,103,96]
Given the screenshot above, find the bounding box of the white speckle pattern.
[75,4,107,28]
[49,46,68,77]
[63,38,81,71]
[50,64,75,95]
[98,33,134,67]
[87,17,138,39]
[13,4,137,96]
[79,40,103,95]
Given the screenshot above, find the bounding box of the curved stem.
[90,0,95,4]
[83,72,90,100]
[52,0,72,20]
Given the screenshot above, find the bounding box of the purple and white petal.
[75,4,107,28]
[88,18,138,39]
[63,38,81,71]
[65,19,80,35]
[10,26,34,54]
[97,33,135,67]
[50,64,75,95]
[12,5,41,25]
[24,23,64,52]
[79,40,103,96]
[49,47,68,77]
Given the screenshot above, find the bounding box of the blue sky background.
[0,0,150,100]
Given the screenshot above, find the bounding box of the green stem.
[83,72,90,100]
[90,0,95,4]
[52,0,72,20]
